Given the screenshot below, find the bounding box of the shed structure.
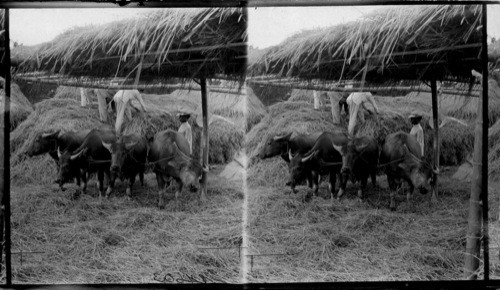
[1,7,247,284]
[248,4,490,280]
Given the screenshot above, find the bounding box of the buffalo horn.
[301,150,317,163]
[70,149,85,161]
[102,141,113,152]
[42,130,60,139]
[331,142,344,156]
[273,132,292,142]
[57,147,62,158]
[288,148,293,161]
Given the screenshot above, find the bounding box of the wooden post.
[464,70,484,279]
[480,4,490,279]
[200,78,208,200]
[1,9,12,285]
[430,79,439,201]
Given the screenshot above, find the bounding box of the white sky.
[9,6,500,48]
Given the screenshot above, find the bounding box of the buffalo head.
[172,143,208,190]
[102,137,137,181]
[287,150,318,193]
[400,145,437,194]
[26,130,60,157]
[259,132,292,160]
[57,147,85,190]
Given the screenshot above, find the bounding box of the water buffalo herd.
[260,130,437,210]
[26,127,207,208]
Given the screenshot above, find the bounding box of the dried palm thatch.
[250,5,481,82]
[18,8,247,82]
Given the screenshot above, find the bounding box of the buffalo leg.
[97,170,105,199]
[127,173,136,197]
[336,172,346,200]
[311,171,319,195]
[330,172,339,200]
[156,173,166,209]
[81,169,88,194]
[105,169,114,198]
[370,168,377,188]
[139,170,145,186]
[306,172,313,188]
[389,190,397,211]
[358,176,368,199]
[174,179,183,200]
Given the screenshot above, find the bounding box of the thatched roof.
[17,8,247,83]
[250,5,482,83]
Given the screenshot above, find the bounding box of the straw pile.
[209,116,244,164]
[0,80,34,131]
[246,101,342,187]
[11,167,243,283]
[250,5,481,82]
[246,174,471,281]
[20,8,246,81]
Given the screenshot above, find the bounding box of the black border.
[1,1,498,289]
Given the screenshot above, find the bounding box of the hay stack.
[247,94,474,187]
[209,115,244,164]
[0,80,34,131]
[246,101,341,187]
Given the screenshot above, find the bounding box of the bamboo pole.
[2,9,12,285]
[14,76,245,95]
[430,79,439,201]
[246,80,481,98]
[480,4,490,279]
[464,69,484,280]
[200,78,209,201]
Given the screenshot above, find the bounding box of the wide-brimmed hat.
[408,112,422,119]
[177,113,191,118]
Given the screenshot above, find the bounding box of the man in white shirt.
[346,92,379,135]
[113,89,147,134]
[409,113,425,157]
[178,113,193,155]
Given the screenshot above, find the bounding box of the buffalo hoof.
[125,188,132,198]
[72,189,81,200]
[106,187,113,196]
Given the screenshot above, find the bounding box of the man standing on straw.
[346,92,379,136]
[94,89,116,123]
[113,89,147,135]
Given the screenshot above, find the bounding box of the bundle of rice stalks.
[208,116,244,164]
[0,81,34,131]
